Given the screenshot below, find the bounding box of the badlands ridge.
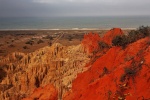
[0,28,150,100]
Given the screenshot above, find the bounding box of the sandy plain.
[0,29,131,57]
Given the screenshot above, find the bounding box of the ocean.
[0,16,150,30]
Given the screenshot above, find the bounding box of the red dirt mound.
[22,84,58,100]
[81,28,123,54]
[102,28,123,45]
[64,29,150,100]
[82,32,101,54]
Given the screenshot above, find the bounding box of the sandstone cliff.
[0,43,90,100]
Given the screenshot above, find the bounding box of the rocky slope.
[1,28,149,100]
[64,28,150,100]
[0,42,90,100]
[22,84,58,100]
[102,28,123,45]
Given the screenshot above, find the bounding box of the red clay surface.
[64,28,150,100]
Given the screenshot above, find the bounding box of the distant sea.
[0,16,150,30]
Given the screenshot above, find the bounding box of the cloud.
[32,0,149,4]
[33,0,97,3]
[0,0,150,17]
[32,0,125,4]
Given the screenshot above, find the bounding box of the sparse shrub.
[138,26,150,37]
[0,44,4,47]
[8,44,15,48]
[73,34,84,40]
[15,55,23,60]
[35,77,40,87]
[112,26,150,48]
[120,74,126,82]
[6,41,9,44]
[147,40,150,45]
[128,26,150,42]
[124,67,136,76]
[15,38,19,40]
[112,35,129,48]
[25,40,34,45]
[128,30,139,43]
[48,42,52,46]
[108,90,112,100]
[49,36,54,40]
[89,79,95,83]
[0,50,5,53]
[37,39,44,44]
[98,41,109,49]
[0,67,7,82]
[99,67,109,78]
[11,39,14,42]
[31,37,36,40]
[120,67,136,82]
[0,84,13,92]
[43,35,54,40]
[128,30,144,42]
[23,46,29,49]
[67,36,73,41]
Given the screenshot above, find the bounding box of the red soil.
[64,29,150,100]
[81,28,123,54]
[82,32,102,54]
[22,84,58,100]
[22,28,150,100]
[102,28,123,45]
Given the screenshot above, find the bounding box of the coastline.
[0,27,136,31]
[0,28,132,56]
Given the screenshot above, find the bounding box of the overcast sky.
[0,0,150,17]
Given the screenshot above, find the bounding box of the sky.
[0,0,150,17]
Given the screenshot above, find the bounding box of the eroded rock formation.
[1,28,150,100]
[22,84,58,100]
[0,43,90,100]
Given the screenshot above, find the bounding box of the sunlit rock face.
[102,28,123,45]
[0,43,90,100]
[64,29,150,100]
[1,28,149,100]
[22,84,58,100]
